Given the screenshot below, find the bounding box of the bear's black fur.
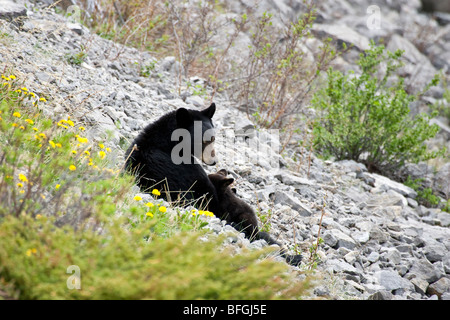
[124,103,220,213]
[208,169,303,266]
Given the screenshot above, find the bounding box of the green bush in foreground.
[312,42,444,175]
[0,73,308,299]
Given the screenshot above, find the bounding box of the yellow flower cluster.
[192,210,215,217]
[133,189,169,218]
[2,74,49,106]
[26,248,37,257]
[16,173,29,194]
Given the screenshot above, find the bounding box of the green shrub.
[312,42,444,175]
[404,176,440,208]
[0,73,309,299]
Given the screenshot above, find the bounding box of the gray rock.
[374,270,414,292]
[328,259,360,276]
[311,24,370,51]
[427,277,450,298]
[382,248,402,265]
[424,243,447,263]
[336,159,367,173]
[407,258,444,283]
[443,254,450,274]
[272,191,312,216]
[274,171,314,187]
[368,290,393,300]
[352,231,370,244]
[0,0,26,22]
[434,163,450,198]
[410,277,429,295]
[367,251,380,263]
[368,173,418,198]
[323,230,338,248]
[325,229,358,250]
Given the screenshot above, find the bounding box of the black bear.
[208,169,303,266]
[124,103,220,213]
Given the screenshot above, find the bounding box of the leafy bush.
[230,8,336,128]
[311,42,444,175]
[0,73,308,299]
[404,176,440,208]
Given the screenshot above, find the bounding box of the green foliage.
[0,213,309,299]
[312,42,444,175]
[404,176,440,208]
[442,200,450,213]
[0,73,308,299]
[234,5,336,128]
[66,48,87,65]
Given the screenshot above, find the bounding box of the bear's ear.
[202,103,216,119]
[221,177,234,189]
[176,108,193,128]
[217,169,228,176]
[231,188,237,194]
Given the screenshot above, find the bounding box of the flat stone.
[311,23,370,51]
[374,270,414,292]
[272,191,312,216]
[368,173,418,198]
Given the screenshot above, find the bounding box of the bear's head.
[208,169,234,195]
[174,103,217,165]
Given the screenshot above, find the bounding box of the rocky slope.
[0,0,449,300]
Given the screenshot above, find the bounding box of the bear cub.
[208,169,302,266]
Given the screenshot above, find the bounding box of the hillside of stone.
[0,0,449,300]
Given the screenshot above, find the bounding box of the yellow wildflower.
[13,112,21,118]
[77,136,88,144]
[9,75,16,80]
[133,195,142,201]
[69,165,76,171]
[36,214,42,219]
[17,183,23,188]
[79,126,86,131]
[55,143,62,148]
[159,206,167,213]
[18,174,28,182]
[98,143,105,149]
[49,140,56,148]
[55,184,61,190]
[145,202,154,208]
[152,189,161,197]
[25,119,34,125]
[146,212,154,218]
[39,97,47,102]
[21,87,28,92]
[98,151,106,160]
